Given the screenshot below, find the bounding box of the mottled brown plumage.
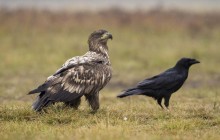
[28,29,112,112]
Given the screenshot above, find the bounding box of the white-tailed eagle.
[28,29,113,112]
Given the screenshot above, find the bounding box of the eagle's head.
[88,29,113,53]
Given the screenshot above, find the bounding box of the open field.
[0,9,220,140]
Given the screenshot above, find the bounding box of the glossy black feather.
[117,58,200,109]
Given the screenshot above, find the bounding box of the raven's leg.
[85,92,99,111]
[65,98,81,109]
[157,97,164,109]
[164,95,171,109]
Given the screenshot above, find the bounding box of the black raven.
[117,58,200,109]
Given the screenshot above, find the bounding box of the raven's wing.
[137,68,186,91]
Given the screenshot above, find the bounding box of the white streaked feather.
[45,50,111,97]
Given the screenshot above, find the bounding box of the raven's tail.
[117,88,143,98]
[32,92,52,112]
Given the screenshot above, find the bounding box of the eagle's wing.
[53,56,87,76]
[47,63,109,102]
[53,53,106,76]
[29,56,111,102]
[28,56,83,94]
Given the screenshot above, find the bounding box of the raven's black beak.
[191,59,200,64]
[101,32,113,40]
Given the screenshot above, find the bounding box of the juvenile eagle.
[117,58,200,109]
[29,29,113,112]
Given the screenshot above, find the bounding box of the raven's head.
[88,29,112,53]
[176,58,200,69]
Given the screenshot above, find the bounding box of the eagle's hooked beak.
[101,32,113,40]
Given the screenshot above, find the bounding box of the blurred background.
[0,0,220,103]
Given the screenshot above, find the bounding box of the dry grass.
[1,89,220,140]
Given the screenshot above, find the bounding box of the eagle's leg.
[65,98,81,109]
[85,92,99,111]
[157,97,164,109]
[164,95,171,109]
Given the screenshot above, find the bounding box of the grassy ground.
[0,9,220,140]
